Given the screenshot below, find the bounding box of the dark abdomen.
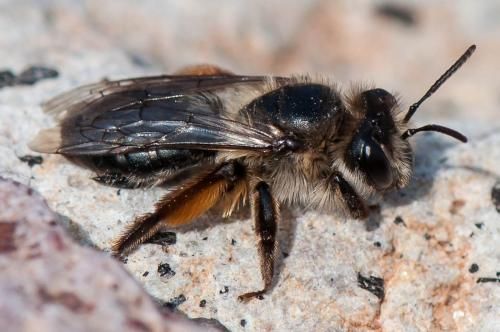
[89,149,213,174]
[87,150,214,176]
[71,149,215,188]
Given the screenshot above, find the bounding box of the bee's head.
[347,45,475,191]
[348,88,412,190]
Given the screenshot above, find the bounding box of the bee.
[30,45,476,301]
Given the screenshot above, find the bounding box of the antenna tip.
[466,44,477,55]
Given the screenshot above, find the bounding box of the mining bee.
[30,45,476,301]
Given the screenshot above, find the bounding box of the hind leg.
[112,162,246,256]
[93,173,139,189]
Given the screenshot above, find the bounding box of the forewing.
[43,75,271,119]
[31,75,284,156]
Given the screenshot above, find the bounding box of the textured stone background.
[0,1,499,331]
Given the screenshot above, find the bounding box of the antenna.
[404,45,476,123]
[401,124,467,142]
[401,45,476,143]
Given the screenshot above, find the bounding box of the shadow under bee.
[383,134,466,208]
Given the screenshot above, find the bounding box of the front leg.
[238,181,279,302]
[331,172,368,219]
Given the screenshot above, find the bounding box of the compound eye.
[357,136,393,190]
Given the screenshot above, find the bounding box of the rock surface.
[1,1,499,331]
[0,177,228,332]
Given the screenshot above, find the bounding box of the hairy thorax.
[245,149,331,208]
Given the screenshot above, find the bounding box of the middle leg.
[238,181,279,301]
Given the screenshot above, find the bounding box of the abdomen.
[72,148,215,187]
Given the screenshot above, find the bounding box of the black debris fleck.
[0,70,15,88]
[394,216,407,227]
[469,263,479,273]
[491,181,500,213]
[142,271,149,277]
[157,262,176,278]
[374,241,382,248]
[375,3,416,26]
[219,286,229,294]
[199,299,206,308]
[163,294,186,310]
[18,155,43,167]
[474,222,484,229]
[231,239,237,246]
[116,189,121,196]
[476,277,500,284]
[16,66,59,85]
[147,231,177,246]
[240,319,247,327]
[283,252,289,258]
[202,236,208,241]
[0,66,58,89]
[424,233,431,240]
[357,273,385,300]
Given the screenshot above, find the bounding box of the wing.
[31,75,289,156]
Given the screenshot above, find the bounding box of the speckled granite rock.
[0,177,228,332]
[1,1,499,331]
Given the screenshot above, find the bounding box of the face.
[347,88,400,190]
